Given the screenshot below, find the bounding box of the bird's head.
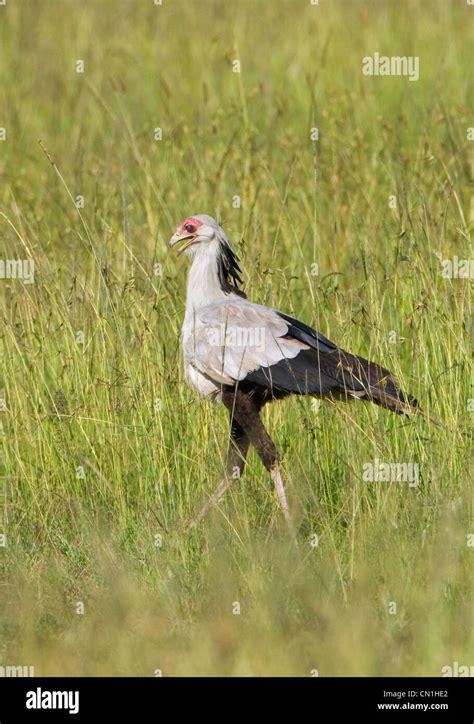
[169,214,219,257]
[169,214,246,296]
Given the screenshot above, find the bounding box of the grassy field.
[0,0,472,676]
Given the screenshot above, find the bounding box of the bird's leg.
[270,466,297,545]
[225,418,250,481]
[222,390,297,543]
[189,418,249,529]
[188,476,233,530]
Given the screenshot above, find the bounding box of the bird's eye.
[185,224,195,233]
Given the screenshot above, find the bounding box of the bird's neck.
[185,250,227,314]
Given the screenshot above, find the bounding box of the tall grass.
[0,0,472,676]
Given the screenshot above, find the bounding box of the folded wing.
[184,299,418,414]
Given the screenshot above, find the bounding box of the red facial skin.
[179,217,203,236]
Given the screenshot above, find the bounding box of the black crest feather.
[217,240,246,298]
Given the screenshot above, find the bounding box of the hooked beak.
[169,231,197,256]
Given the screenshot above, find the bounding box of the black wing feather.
[276,311,336,353]
[244,313,419,415]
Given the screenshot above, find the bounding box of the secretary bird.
[170,214,422,537]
